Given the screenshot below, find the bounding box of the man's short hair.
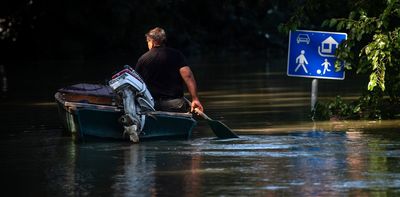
[145,27,166,45]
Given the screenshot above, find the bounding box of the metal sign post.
[311,78,318,111]
[287,30,347,111]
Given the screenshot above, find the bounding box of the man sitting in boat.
[135,27,204,113]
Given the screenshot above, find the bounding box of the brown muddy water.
[0,60,400,196]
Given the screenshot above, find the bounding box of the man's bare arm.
[179,66,203,112]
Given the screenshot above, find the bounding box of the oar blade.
[208,120,239,139]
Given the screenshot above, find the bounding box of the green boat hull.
[55,84,197,142]
[75,108,197,140]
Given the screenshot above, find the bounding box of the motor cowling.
[109,65,155,142]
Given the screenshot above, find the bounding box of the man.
[135,27,203,113]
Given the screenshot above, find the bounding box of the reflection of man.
[295,50,308,73]
[135,27,203,113]
[321,59,331,74]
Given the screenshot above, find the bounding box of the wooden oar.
[194,108,239,139]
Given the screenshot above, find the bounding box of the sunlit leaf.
[329,18,337,27]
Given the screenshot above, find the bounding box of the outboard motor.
[109,65,155,142]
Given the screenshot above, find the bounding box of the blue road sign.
[287,30,347,80]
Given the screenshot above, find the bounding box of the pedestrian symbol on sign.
[295,50,309,73]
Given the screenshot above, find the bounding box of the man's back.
[135,46,187,99]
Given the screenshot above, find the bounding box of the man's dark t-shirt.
[135,46,187,100]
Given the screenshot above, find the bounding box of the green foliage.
[313,91,400,120]
[326,0,400,93]
[279,0,357,34]
[325,0,400,119]
[313,96,361,120]
[0,18,14,41]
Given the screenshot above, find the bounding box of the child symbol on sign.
[321,59,331,75]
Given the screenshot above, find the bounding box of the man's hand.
[191,99,203,113]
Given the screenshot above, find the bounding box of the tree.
[325,0,400,94]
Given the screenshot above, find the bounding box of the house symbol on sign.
[318,36,338,57]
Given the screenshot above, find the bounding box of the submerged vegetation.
[313,94,400,121]
[282,0,400,120]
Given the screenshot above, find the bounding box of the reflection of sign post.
[287,30,347,80]
[287,30,347,113]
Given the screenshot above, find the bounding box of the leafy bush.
[313,93,400,120]
[323,0,400,94]
[312,96,360,120]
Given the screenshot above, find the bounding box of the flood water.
[1,59,400,196]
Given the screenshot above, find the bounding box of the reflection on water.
[1,60,400,196]
[1,129,400,196]
[0,64,7,96]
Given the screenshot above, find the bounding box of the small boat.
[55,68,197,142]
